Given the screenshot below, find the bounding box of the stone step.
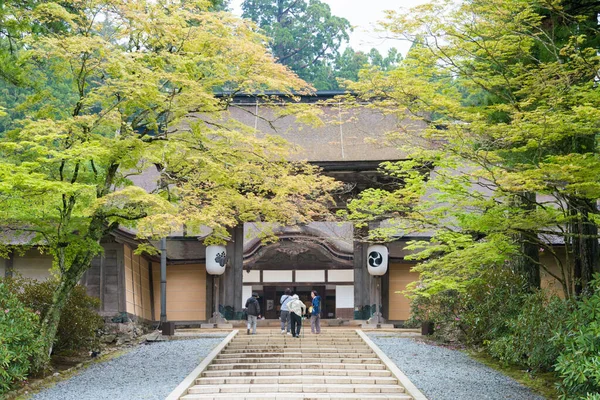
[224,349,372,354]
[230,338,361,341]
[226,345,370,351]
[207,362,387,371]
[195,375,398,385]
[201,368,393,378]
[232,338,363,341]
[231,341,365,344]
[218,352,376,359]
[221,347,373,352]
[232,334,358,337]
[250,333,360,336]
[181,392,412,399]
[229,341,366,346]
[236,336,360,340]
[187,383,405,394]
[234,332,358,335]
[172,330,414,400]
[213,357,382,364]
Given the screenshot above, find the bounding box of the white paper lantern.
[206,245,227,275]
[367,245,388,276]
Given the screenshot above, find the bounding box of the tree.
[342,0,600,298]
[333,47,403,87]
[210,0,230,11]
[0,0,338,360]
[241,0,351,89]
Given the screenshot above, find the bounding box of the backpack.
[247,298,260,316]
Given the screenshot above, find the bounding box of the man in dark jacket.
[310,290,321,334]
[244,292,261,335]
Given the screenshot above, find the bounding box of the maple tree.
[0,0,338,359]
[343,0,600,298]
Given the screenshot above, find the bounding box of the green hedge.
[0,281,45,395]
[554,277,600,399]
[5,276,104,354]
[488,292,570,372]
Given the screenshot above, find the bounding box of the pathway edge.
[357,329,429,400]
[165,329,238,400]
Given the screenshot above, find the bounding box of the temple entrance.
[260,285,326,320]
[241,223,356,320]
[244,283,351,320]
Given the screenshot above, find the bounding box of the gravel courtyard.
[30,336,225,400]
[368,333,546,400]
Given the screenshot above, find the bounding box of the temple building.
[1,92,564,326]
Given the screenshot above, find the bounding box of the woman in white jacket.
[287,294,306,338]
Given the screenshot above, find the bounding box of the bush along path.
[28,337,226,400]
[368,334,546,400]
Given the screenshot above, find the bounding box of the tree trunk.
[568,196,600,295]
[514,231,541,290]
[510,192,541,291]
[40,256,92,358]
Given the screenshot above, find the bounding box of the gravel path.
[368,334,545,400]
[30,336,225,400]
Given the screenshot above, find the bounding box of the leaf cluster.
[344,0,600,298]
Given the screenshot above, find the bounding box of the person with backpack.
[310,290,321,334]
[244,292,261,335]
[287,294,306,338]
[280,288,293,335]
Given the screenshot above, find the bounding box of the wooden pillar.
[159,238,167,322]
[353,227,371,319]
[205,272,214,322]
[222,225,244,320]
[381,267,390,320]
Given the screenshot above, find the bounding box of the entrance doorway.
[261,285,327,320]
[242,279,354,320]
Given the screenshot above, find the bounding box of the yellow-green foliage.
[343,0,600,299]
[0,0,339,360]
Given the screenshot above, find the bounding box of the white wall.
[296,270,325,282]
[336,285,354,308]
[263,270,293,283]
[242,270,260,283]
[242,285,253,309]
[328,270,353,282]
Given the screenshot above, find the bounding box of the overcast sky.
[229,0,430,56]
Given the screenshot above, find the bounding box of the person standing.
[288,294,306,338]
[310,290,321,334]
[280,288,293,335]
[244,292,261,335]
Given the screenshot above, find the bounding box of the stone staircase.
[179,330,413,399]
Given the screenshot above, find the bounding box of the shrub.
[0,281,45,395]
[6,276,103,354]
[407,267,529,344]
[488,292,570,372]
[459,268,529,346]
[554,276,600,399]
[406,289,465,341]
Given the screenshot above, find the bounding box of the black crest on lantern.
[368,251,383,268]
[214,251,226,267]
